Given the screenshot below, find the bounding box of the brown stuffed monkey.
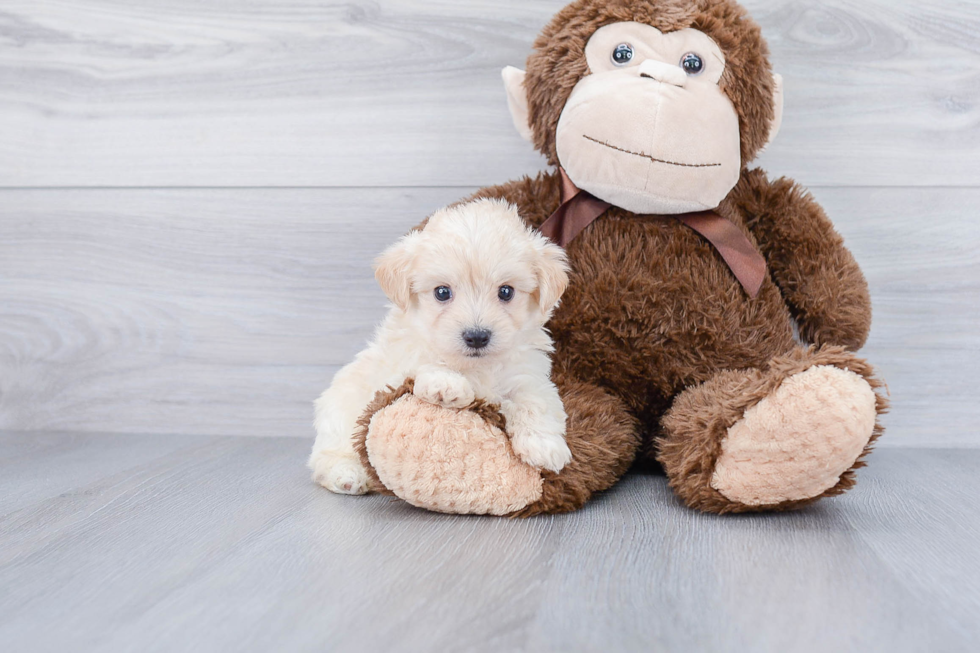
[354,0,887,517]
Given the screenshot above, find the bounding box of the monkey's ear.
[765,73,785,149]
[532,236,570,316]
[374,232,421,311]
[502,67,534,143]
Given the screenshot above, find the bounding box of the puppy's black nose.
[463,328,492,350]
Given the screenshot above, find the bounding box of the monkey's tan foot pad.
[710,366,878,506]
[354,384,544,516]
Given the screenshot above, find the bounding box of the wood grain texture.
[0,186,466,438]
[0,0,978,188]
[1,186,977,444]
[0,433,977,652]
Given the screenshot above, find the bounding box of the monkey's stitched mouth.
[583,135,722,169]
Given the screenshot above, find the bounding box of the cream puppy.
[309,198,572,495]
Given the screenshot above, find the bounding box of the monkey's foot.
[710,365,877,506]
[353,377,640,516]
[659,346,887,513]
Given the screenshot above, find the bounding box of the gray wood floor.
[1,432,978,653]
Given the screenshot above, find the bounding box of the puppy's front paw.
[511,431,572,473]
[310,451,371,495]
[414,371,476,409]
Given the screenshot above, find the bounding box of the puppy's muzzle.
[462,328,492,351]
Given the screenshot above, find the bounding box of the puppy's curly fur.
[309,199,573,495]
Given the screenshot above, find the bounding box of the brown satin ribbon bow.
[538,168,768,298]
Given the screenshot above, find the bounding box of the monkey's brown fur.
[360,0,886,516]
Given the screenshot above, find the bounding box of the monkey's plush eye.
[611,43,634,66]
[498,286,515,302]
[434,286,453,302]
[681,52,705,75]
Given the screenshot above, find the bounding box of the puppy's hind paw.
[511,433,572,473]
[311,452,371,496]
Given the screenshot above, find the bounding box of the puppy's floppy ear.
[374,231,422,311]
[532,234,570,315]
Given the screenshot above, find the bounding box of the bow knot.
[538,169,767,298]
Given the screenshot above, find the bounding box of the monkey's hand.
[738,169,872,351]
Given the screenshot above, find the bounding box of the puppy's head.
[374,198,569,365]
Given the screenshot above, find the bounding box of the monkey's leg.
[657,346,887,514]
[511,376,641,517]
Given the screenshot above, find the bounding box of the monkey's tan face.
[556,23,742,215]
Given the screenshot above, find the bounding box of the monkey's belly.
[549,216,795,402]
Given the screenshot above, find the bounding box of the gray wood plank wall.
[1,1,978,445]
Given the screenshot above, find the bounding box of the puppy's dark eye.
[434,286,453,302]
[498,286,515,302]
[681,52,704,75]
[612,43,634,66]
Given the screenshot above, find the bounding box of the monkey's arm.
[409,172,561,237]
[735,168,872,351]
[467,171,562,228]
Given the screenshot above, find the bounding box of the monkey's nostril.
[642,71,682,84]
[462,329,492,350]
[638,60,688,87]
